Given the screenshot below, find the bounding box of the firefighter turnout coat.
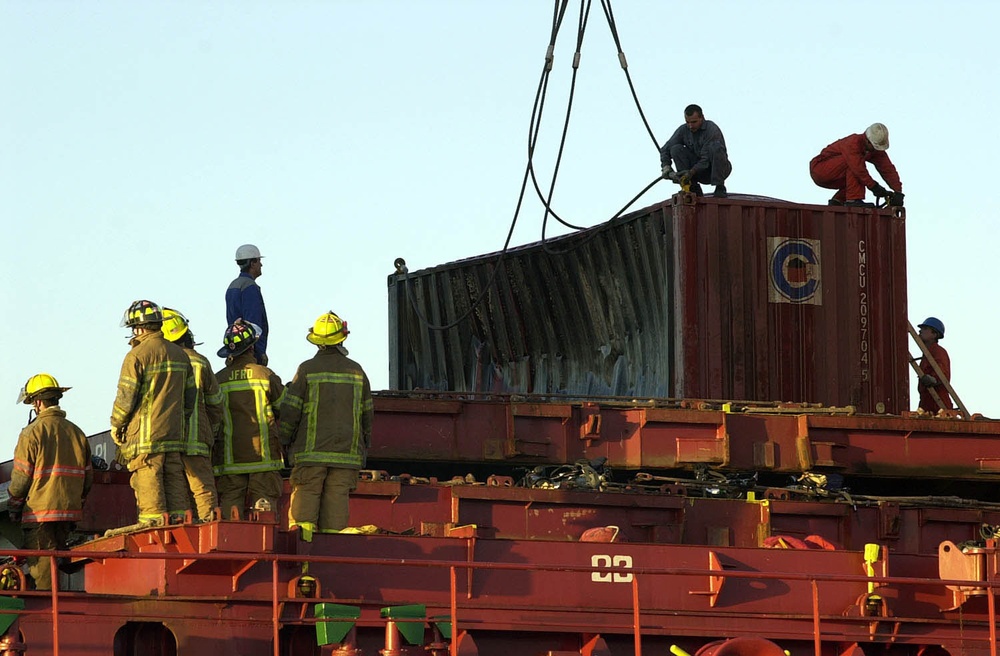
[111,331,196,461]
[182,346,224,456]
[9,406,93,523]
[279,346,374,469]
[215,351,285,475]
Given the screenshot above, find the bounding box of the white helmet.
[235,244,263,261]
[865,123,889,151]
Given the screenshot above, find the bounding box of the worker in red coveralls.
[809,123,904,207]
[9,374,93,590]
[915,317,953,413]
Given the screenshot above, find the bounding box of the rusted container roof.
[388,194,908,413]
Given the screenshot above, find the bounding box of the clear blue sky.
[2,1,997,454]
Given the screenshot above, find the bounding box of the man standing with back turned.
[280,311,373,539]
[10,374,92,589]
[111,300,196,526]
[226,244,269,365]
[215,320,285,518]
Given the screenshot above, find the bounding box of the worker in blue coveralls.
[225,244,270,365]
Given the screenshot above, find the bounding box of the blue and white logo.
[768,237,822,305]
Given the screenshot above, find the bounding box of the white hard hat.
[235,244,263,261]
[864,123,889,151]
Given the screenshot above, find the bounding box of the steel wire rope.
[537,0,666,255]
[600,0,659,150]
[531,0,591,234]
[400,0,572,331]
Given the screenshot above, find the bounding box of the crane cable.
[403,0,664,327]
[400,0,572,332]
[539,0,662,255]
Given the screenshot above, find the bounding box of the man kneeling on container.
[280,311,373,539]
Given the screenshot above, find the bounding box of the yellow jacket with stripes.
[111,331,196,460]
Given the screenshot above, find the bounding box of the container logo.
[768,238,822,305]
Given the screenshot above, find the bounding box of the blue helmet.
[918,317,945,339]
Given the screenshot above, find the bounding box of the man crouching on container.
[660,104,732,198]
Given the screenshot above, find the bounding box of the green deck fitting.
[0,597,25,635]
[431,614,453,640]
[313,603,360,646]
[380,604,426,645]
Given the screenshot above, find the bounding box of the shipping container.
[388,193,909,413]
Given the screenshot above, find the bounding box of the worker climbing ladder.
[907,321,969,419]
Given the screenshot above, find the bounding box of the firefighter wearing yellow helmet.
[161,308,222,522]
[214,319,285,518]
[10,374,93,590]
[111,300,196,526]
[279,312,373,537]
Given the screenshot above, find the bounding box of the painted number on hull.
[591,555,633,583]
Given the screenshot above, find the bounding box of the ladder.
[907,321,969,419]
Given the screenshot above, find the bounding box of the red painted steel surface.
[58,474,1000,557]
[389,194,908,414]
[671,197,908,413]
[370,393,1000,480]
[5,525,997,656]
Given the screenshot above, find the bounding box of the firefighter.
[10,374,93,590]
[916,317,953,413]
[280,312,373,537]
[161,308,222,522]
[111,300,196,526]
[214,320,284,518]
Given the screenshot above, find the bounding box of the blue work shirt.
[225,272,269,362]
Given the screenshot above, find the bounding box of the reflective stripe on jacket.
[9,406,93,523]
[279,347,373,469]
[111,331,196,460]
[183,347,223,457]
[215,351,284,475]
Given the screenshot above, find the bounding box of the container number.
[858,241,869,381]
[591,554,633,583]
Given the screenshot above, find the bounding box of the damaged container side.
[389,195,909,413]
[388,203,674,396]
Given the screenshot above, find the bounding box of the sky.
[2,1,998,454]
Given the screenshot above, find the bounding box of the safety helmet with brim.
[218,320,261,358]
[17,373,71,404]
[307,312,349,346]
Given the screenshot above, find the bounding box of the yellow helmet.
[307,312,349,346]
[17,373,71,405]
[161,308,191,342]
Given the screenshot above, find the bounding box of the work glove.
[888,191,905,206]
[8,498,24,524]
[661,164,680,183]
[869,183,890,198]
[111,426,127,446]
[677,170,691,186]
[919,374,938,387]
